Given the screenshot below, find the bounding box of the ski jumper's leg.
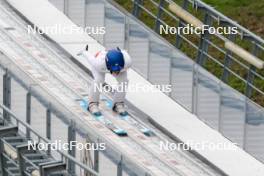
[113,71,129,104]
[89,66,105,103]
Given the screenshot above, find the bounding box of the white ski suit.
[82,49,132,104]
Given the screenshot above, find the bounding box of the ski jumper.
[83,50,132,104]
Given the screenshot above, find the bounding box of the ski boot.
[88,102,102,116]
[113,102,128,116]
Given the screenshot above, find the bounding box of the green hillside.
[114,0,264,106]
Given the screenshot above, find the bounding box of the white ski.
[101,96,153,136]
[78,99,127,136]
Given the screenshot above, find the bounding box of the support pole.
[94,141,99,172]
[26,92,31,138]
[3,72,11,122]
[154,0,165,32]
[221,34,235,82]
[64,0,69,16]
[245,43,259,98]
[68,120,76,175]
[196,12,212,65]
[0,140,6,176]
[175,0,189,48]
[132,0,143,18]
[117,156,123,176]
[46,106,51,155]
[245,65,256,98]
[82,135,94,176]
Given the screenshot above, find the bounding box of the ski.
[101,96,153,136]
[78,98,127,136]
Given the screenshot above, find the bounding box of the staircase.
[0,113,68,176]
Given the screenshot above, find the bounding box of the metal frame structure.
[0,103,98,176]
[3,71,11,122]
[99,0,264,162]
[0,39,152,176]
[1,0,264,174]
[120,0,264,102]
[47,0,264,162]
[1,1,207,173]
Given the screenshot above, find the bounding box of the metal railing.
[0,104,99,176]
[0,41,153,176]
[113,0,264,107]
[102,0,264,162]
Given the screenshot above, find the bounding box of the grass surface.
[114,0,264,106]
[203,0,264,38]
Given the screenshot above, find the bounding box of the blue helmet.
[105,48,124,72]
